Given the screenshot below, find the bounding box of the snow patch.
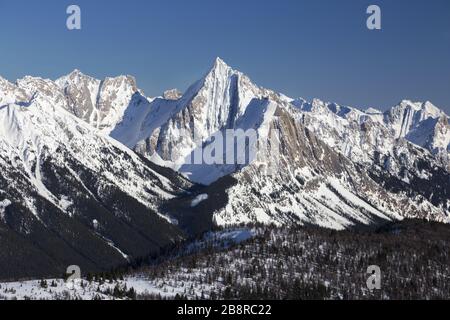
[0,199,12,221]
[191,194,208,207]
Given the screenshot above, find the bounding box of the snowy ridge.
[294,97,450,173]
[0,98,181,214]
[55,70,143,134]
[1,57,449,237]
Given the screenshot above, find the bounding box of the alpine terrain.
[0,58,449,282]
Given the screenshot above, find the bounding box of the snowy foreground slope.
[0,58,449,280]
[1,221,449,300]
[0,229,254,300]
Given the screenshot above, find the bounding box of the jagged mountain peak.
[56,69,130,85]
[389,99,445,117]
[69,68,83,76]
[385,99,448,140]
[103,74,138,91]
[163,89,182,100]
[398,99,421,108]
[0,75,30,106]
[0,75,19,90]
[212,56,231,69]
[366,107,382,114]
[52,70,143,133]
[17,75,48,83]
[203,57,239,83]
[0,75,11,84]
[55,69,100,91]
[422,101,447,118]
[16,75,61,92]
[67,68,94,80]
[178,58,243,103]
[63,69,136,84]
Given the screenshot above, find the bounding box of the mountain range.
[0,58,449,280]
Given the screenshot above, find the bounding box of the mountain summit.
[55,70,140,133]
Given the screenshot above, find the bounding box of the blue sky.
[0,0,449,113]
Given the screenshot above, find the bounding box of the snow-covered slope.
[212,106,448,228]
[0,79,192,280]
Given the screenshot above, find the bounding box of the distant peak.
[66,69,98,80]
[422,101,447,117]
[399,99,426,110]
[312,98,325,106]
[163,89,182,100]
[399,99,417,106]
[388,99,447,119]
[365,107,382,114]
[62,69,90,80]
[0,76,18,89]
[396,99,441,112]
[422,100,439,110]
[387,100,421,113]
[70,69,82,75]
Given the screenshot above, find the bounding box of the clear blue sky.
[0,0,449,113]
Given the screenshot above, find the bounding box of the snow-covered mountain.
[1,58,449,280]
[109,58,292,182]
[102,58,449,228]
[0,76,193,280]
[210,103,448,228]
[54,70,145,134]
[0,76,29,106]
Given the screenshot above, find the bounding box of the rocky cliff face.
[55,70,141,133]
[212,104,448,228]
